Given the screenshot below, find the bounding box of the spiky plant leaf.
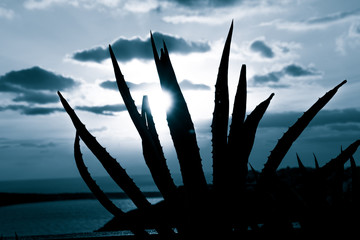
[228,93,274,188]
[109,45,146,132]
[350,155,356,169]
[60,92,175,238]
[321,139,360,177]
[141,95,164,156]
[241,93,274,161]
[150,32,207,195]
[350,155,360,203]
[211,21,233,189]
[228,64,247,146]
[74,133,152,239]
[140,95,177,201]
[109,46,177,201]
[313,153,320,169]
[262,80,347,177]
[226,64,246,187]
[74,132,124,217]
[296,153,307,174]
[58,91,150,209]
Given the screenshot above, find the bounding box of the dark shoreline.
[0,192,163,207]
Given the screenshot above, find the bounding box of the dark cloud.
[283,64,319,77]
[0,105,63,115]
[99,80,117,90]
[72,32,210,63]
[13,91,58,104]
[179,80,211,90]
[253,72,281,84]
[0,66,77,92]
[76,104,127,115]
[100,80,157,91]
[250,40,275,58]
[252,63,320,85]
[0,66,78,105]
[0,102,127,116]
[21,107,63,115]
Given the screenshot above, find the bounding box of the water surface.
[0,198,162,238]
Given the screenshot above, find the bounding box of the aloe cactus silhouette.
[59,22,360,239]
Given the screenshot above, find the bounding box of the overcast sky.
[1,0,360,182]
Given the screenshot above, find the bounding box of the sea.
[0,176,168,239]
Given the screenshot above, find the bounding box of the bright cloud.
[0,7,14,19]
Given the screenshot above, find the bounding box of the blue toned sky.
[0,0,360,181]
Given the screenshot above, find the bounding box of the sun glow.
[147,90,172,121]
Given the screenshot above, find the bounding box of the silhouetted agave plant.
[58,22,360,239]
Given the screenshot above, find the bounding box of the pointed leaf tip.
[150,32,159,62]
[333,80,347,91]
[57,91,67,106]
[227,21,233,39]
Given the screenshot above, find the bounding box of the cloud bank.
[0,66,76,92]
[0,105,64,115]
[72,32,210,63]
[0,103,128,116]
[0,66,78,114]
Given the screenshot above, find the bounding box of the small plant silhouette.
[58,22,360,239]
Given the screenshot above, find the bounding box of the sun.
[147,89,172,121]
